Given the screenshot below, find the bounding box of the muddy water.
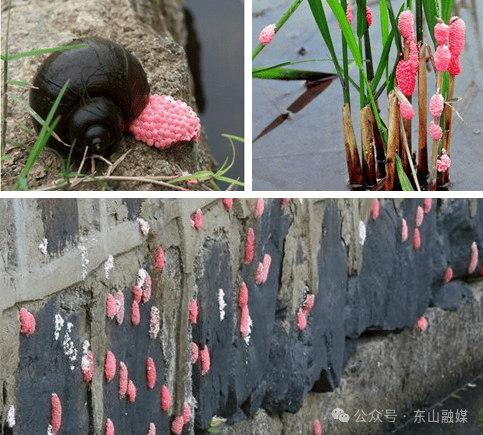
[185,0,244,186]
[252,0,483,191]
[391,373,483,435]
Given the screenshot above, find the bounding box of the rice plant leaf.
[379,0,389,46]
[371,26,396,95]
[306,0,344,81]
[395,154,415,191]
[441,0,453,23]
[253,67,337,81]
[421,0,437,44]
[4,44,87,61]
[323,0,386,141]
[387,1,403,55]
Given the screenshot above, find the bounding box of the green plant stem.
[342,36,351,106]
[252,0,305,60]
[359,39,365,110]
[416,0,423,42]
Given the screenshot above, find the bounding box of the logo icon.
[332,408,350,423]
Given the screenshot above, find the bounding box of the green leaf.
[306,0,344,81]
[253,66,336,81]
[357,0,367,39]
[8,80,31,87]
[395,154,415,191]
[4,44,87,61]
[379,0,389,47]
[421,0,438,44]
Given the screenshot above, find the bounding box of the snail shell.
[29,37,150,156]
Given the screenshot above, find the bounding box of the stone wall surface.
[0,198,482,435]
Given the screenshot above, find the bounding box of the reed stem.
[386,90,399,190]
[417,43,428,186]
[429,72,444,190]
[361,105,376,186]
[342,103,364,187]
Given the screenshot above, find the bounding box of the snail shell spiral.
[29,37,150,156]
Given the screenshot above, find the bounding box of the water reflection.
[184,0,244,185]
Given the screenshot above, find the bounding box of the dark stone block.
[15,299,89,434]
[432,280,472,311]
[104,284,169,434]
[122,199,145,221]
[37,199,79,255]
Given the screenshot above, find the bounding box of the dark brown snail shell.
[29,37,150,157]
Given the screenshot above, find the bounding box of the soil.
[1,0,217,191]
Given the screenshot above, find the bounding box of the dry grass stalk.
[342,103,364,186]
[417,43,428,186]
[360,105,376,186]
[386,90,399,191]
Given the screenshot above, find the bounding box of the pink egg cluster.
[19,308,36,337]
[415,315,429,332]
[429,94,444,118]
[238,281,251,337]
[436,149,451,172]
[366,6,372,27]
[448,17,465,75]
[255,253,272,285]
[161,385,172,412]
[259,24,276,45]
[429,121,442,141]
[399,101,415,120]
[313,419,323,435]
[200,346,211,375]
[244,227,256,265]
[396,10,419,97]
[191,209,204,231]
[129,94,200,150]
[155,246,165,271]
[146,357,156,389]
[297,293,316,332]
[50,393,62,435]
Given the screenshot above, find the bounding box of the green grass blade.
[3,44,87,62]
[221,134,244,142]
[14,80,69,190]
[8,80,31,87]
[395,154,415,191]
[253,67,336,81]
